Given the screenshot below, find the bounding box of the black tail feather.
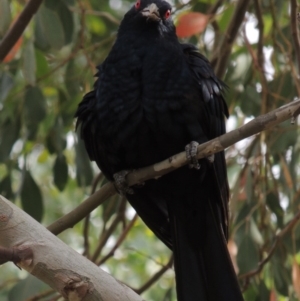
[169,195,244,301]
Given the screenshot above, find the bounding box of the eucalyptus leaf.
[0,117,20,162]
[0,174,13,200]
[0,71,14,103]
[23,86,46,140]
[237,233,259,274]
[0,0,11,37]
[34,4,65,50]
[75,134,94,187]
[8,275,50,301]
[53,153,68,191]
[20,170,44,222]
[23,40,36,85]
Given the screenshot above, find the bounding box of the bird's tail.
[167,170,244,301]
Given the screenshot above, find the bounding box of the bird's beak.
[141,3,160,21]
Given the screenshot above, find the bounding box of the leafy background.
[0,0,300,300]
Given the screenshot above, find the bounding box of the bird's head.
[120,0,175,36]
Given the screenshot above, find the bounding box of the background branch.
[291,0,300,76]
[211,0,251,77]
[0,0,43,62]
[239,209,300,280]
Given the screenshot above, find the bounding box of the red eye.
[164,9,171,19]
[135,0,141,9]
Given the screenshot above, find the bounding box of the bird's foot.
[185,141,200,169]
[113,170,134,195]
[207,154,214,163]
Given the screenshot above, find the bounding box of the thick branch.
[0,196,144,301]
[0,0,43,62]
[47,98,300,235]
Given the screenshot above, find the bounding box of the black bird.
[75,0,244,300]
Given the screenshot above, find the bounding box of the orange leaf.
[3,13,23,63]
[292,259,300,300]
[269,289,277,301]
[176,12,209,38]
[3,36,23,63]
[280,155,293,189]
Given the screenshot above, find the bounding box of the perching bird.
[75,0,244,300]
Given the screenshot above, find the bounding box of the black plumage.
[75,0,244,300]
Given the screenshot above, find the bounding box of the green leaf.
[86,15,107,36]
[23,86,46,140]
[65,59,82,97]
[45,0,74,44]
[75,134,93,187]
[45,117,66,154]
[229,53,252,83]
[218,3,235,32]
[20,170,44,222]
[0,0,11,37]
[0,117,20,162]
[250,218,264,245]
[34,10,50,51]
[0,71,14,103]
[53,154,68,191]
[266,191,284,227]
[23,40,36,85]
[0,174,13,200]
[34,4,65,50]
[235,202,254,226]
[8,275,49,301]
[240,86,261,116]
[269,121,297,154]
[243,282,259,301]
[255,281,270,301]
[271,248,290,296]
[273,262,290,296]
[237,232,260,274]
[35,49,49,78]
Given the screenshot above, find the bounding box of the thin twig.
[211,0,251,77]
[83,172,104,258]
[291,0,300,76]
[98,213,138,265]
[253,0,269,115]
[91,197,127,263]
[0,0,43,62]
[239,209,300,280]
[134,255,174,294]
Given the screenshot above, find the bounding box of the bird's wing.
[182,43,230,239]
[75,66,173,249]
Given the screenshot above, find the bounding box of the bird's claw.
[207,154,214,163]
[185,141,200,169]
[113,170,134,195]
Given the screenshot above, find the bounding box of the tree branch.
[211,0,251,78]
[291,0,300,76]
[98,213,138,265]
[47,98,300,235]
[0,0,43,62]
[0,196,144,301]
[239,209,300,280]
[134,255,174,295]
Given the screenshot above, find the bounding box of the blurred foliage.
[0,0,300,300]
